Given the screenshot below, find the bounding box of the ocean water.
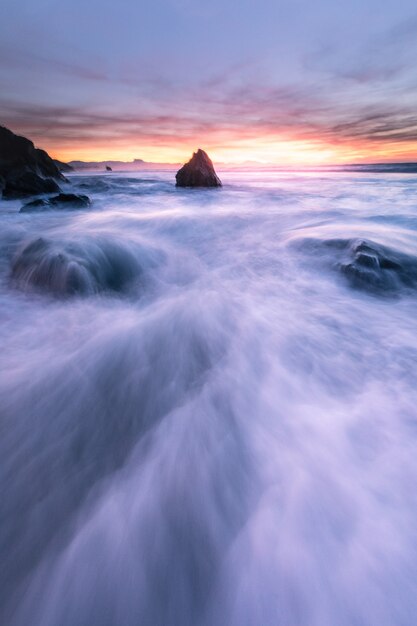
[1,169,417,625]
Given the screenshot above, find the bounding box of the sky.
[1,0,417,165]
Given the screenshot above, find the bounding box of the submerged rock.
[11,237,142,297]
[175,149,222,188]
[20,193,91,212]
[0,125,65,198]
[298,237,417,296]
[338,239,417,294]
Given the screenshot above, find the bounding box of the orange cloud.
[3,98,417,165]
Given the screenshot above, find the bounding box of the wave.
[2,170,417,625]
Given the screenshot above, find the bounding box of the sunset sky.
[1,0,417,164]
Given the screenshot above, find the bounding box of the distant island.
[68,159,417,174]
[69,158,181,171]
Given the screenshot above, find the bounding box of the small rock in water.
[294,236,417,296]
[20,193,91,212]
[339,240,415,294]
[175,149,222,188]
[106,165,112,171]
[11,236,141,296]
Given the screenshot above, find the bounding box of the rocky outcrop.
[0,126,65,198]
[4,172,60,199]
[20,193,91,213]
[53,159,74,173]
[175,149,222,187]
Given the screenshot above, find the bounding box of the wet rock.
[338,239,417,294]
[11,236,142,297]
[0,125,65,198]
[3,172,61,199]
[49,192,90,208]
[298,237,417,296]
[106,165,112,171]
[175,149,222,188]
[20,193,91,212]
[293,236,417,296]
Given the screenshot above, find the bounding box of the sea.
[1,167,417,625]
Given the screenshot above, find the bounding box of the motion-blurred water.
[1,169,417,625]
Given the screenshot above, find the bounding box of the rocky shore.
[0,126,223,202]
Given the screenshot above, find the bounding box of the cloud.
[329,109,417,142]
[2,53,417,162]
[0,44,107,82]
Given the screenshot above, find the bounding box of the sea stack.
[0,125,65,198]
[175,149,222,188]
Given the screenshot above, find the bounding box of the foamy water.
[1,169,417,625]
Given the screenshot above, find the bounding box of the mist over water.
[1,169,417,625]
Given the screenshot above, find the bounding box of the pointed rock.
[175,149,222,188]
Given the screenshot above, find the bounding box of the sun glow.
[47,132,417,166]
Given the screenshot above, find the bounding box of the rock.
[338,239,417,295]
[0,125,65,198]
[300,237,417,296]
[11,236,141,297]
[20,193,91,212]
[175,149,222,188]
[106,165,112,171]
[53,159,74,173]
[3,172,60,199]
[49,193,90,208]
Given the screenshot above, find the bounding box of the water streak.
[1,170,417,625]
